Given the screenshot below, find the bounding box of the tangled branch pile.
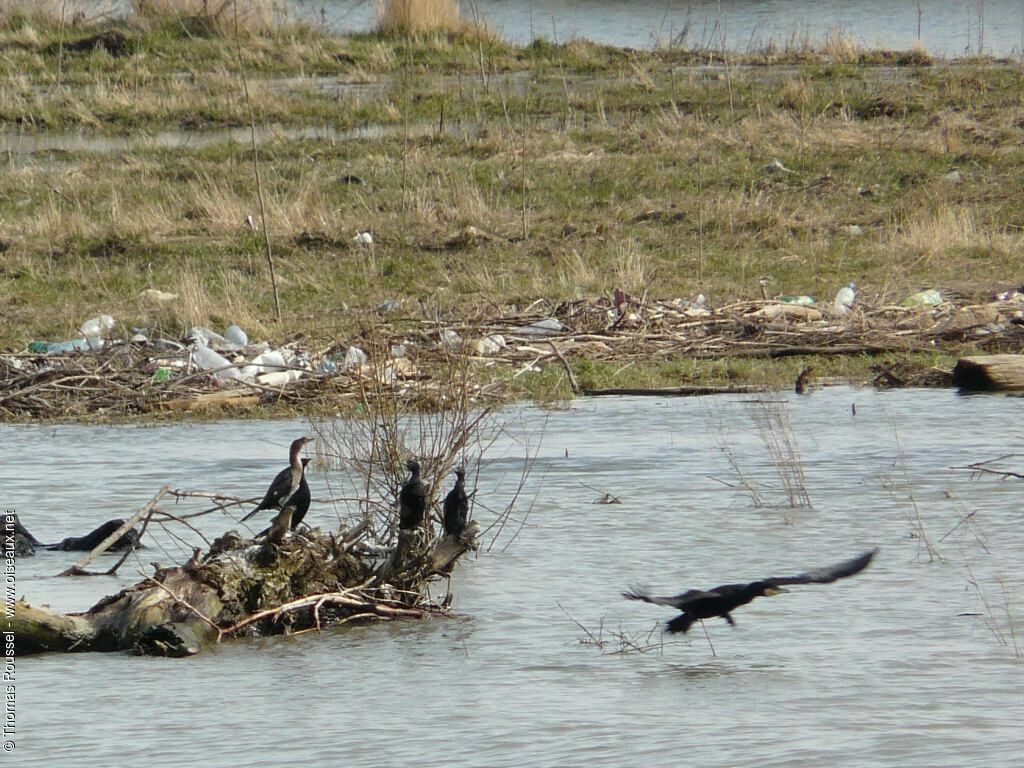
[12,514,478,656]
[3,291,1022,419]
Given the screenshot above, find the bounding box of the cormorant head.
[754,581,789,597]
[290,436,314,455]
[300,458,311,468]
[454,466,465,480]
[405,458,420,475]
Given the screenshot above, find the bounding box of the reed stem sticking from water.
[233,0,281,321]
[746,397,812,509]
[887,415,940,562]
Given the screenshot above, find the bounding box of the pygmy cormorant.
[442,467,469,538]
[399,458,426,531]
[241,436,313,531]
[623,548,877,634]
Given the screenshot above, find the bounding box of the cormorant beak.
[764,586,788,596]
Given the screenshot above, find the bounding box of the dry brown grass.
[374,0,464,38]
[0,0,109,29]
[130,0,289,36]
[820,27,859,63]
[171,265,269,333]
[894,206,1022,263]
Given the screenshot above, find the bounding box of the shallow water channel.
[5,387,1023,767]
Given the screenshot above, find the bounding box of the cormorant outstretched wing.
[622,549,877,606]
[622,587,722,609]
[762,548,878,587]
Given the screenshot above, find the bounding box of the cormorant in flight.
[443,467,469,538]
[623,548,877,634]
[399,458,426,531]
[241,436,313,531]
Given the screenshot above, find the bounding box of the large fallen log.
[952,354,1024,391]
[13,520,478,657]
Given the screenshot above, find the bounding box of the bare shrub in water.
[309,326,537,552]
[746,398,811,509]
[374,0,463,37]
[883,412,941,562]
[705,399,811,510]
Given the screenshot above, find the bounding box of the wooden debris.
[3,293,1023,419]
[15,513,480,657]
[583,384,760,396]
[153,390,262,412]
[952,354,1024,391]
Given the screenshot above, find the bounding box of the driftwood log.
[12,520,479,657]
[952,354,1024,391]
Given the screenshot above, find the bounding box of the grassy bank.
[1,8,1022,406]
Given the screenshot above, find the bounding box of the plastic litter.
[343,346,368,368]
[186,326,237,350]
[475,334,506,355]
[439,329,462,349]
[257,370,303,387]
[29,337,103,354]
[833,282,856,315]
[516,318,565,336]
[240,350,286,378]
[781,295,816,306]
[192,344,242,380]
[763,159,794,175]
[901,289,943,308]
[223,325,248,346]
[80,314,115,338]
[140,288,177,303]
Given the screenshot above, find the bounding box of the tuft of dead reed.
[374,0,465,38]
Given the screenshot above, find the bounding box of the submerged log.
[952,354,1024,391]
[13,523,478,657]
[583,384,761,396]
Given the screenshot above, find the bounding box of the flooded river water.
[5,387,1023,767]
[302,0,1024,57]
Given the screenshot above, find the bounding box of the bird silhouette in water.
[623,549,877,634]
[241,437,313,531]
[399,458,426,531]
[443,467,469,538]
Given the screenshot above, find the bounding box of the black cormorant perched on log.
[399,458,426,531]
[442,467,469,538]
[623,548,877,634]
[241,437,313,531]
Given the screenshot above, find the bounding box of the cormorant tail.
[665,614,695,634]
